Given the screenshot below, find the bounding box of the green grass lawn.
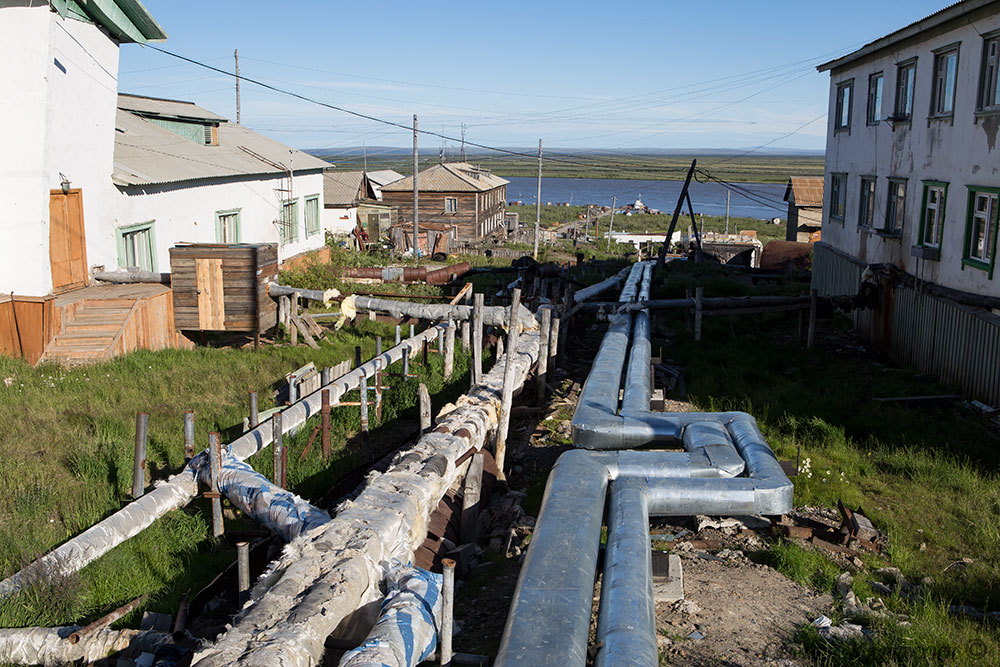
[654,262,1000,665]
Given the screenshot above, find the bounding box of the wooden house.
[380,162,508,245]
[783,177,824,242]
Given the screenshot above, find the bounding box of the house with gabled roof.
[784,177,824,242]
[380,162,508,244]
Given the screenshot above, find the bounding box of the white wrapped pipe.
[572,265,633,304]
[191,326,542,666]
[346,295,537,331]
[0,626,171,666]
[0,324,445,600]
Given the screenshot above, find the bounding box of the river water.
[503,176,789,220]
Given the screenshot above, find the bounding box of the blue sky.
[118,0,950,154]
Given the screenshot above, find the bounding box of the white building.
[813,0,1000,407]
[816,0,1000,295]
[112,94,329,273]
[0,1,329,298]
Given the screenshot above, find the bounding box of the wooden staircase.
[42,300,135,365]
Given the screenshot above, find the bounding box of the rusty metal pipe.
[68,596,145,644]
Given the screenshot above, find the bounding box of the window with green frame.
[963,186,999,278]
[917,182,947,248]
[215,209,241,243]
[304,195,320,237]
[279,198,298,244]
[116,221,157,272]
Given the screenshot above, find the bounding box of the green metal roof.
[51,0,167,44]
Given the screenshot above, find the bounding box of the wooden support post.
[403,344,410,379]
[209,431,224,538]
[395,324,401,345]
[437,326,445,355]
[694,287,703,342]
[423,338,429,366]
[354,345,362,369]
[278,296,289,331]
[132,412,148,498]
[461,319,470,353]
[559,285,573,360]
[496,335,504,360]
[471,293,484,388]
[685,288,692,331]
[321,366,330,386]
[536,308,551,406]
[375,335,382,359]
[419,382,431,434]
[495,288,522,482]
[288,375,298,405]
[360,371,370,435]
[183,410,195,462]
[321,389,331,460]
[273,412,284,489]
[290,292,299,346]
[440,558,456,667]
[410,323,416,339]
[549,314,560,369]
[368,310,376,321]
[375,366,383,421]
[444,321,455,381]
[248,392,258,429]
[460,452,484,545]
[807,288,817,349]
[237,542,250,607]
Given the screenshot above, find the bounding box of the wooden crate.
[169,243,277,334]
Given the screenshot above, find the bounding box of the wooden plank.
[301,312,323,337]
[196,258,225,330]
[290,315,319,349]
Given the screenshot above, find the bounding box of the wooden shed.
[169,243,277,336]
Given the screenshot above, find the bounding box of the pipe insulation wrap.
[0,626,172,666]
[572,265,633,304]
[347,296,537,331]
[191,327,542,667]
[338,564,442,667]
[0,324,445,601]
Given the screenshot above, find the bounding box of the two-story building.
[814,0,1000,406]
[380,162,508,245]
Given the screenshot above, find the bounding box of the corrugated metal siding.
[813,243,1000,406]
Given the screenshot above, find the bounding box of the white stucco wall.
[324,205,357,236]
[105,171,327,272]
[822,11,1000,297]
[0,3,116,295]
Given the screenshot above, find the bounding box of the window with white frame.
[894,60,916,120]
[859,177,876,228]
[867,73,883,125]
[280,199,298,244]
[964,188,998,273]
[978,33,1000,111]
[304,195,320,237]
[445,197,458,213]
[830,173,847,222]
[215,209,240,243]
[835,80,853,131]
[931,47,959,117]
[919,183,947,248]
[884,179,907,234]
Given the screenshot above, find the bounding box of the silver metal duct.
[496,261,793,667]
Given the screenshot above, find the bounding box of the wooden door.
[195,258,225,329]
[49,189,88,293]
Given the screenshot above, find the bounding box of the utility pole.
[234,49,241,124]
[725,189,730,235]
[363,142,367,173]
[413,114,419,258]
[460,124,467,162]
[533,138,542,259]
[585,204,591,240]
[606,196,617,250]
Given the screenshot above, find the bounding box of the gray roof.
[324,171,365,206]
[118,93,227,122]
[380,162,508,193]
[817,0,992,72]
[366,170,405,187]
[113,96,330,186]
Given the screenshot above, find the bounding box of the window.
[304,195,320,237]
[978,34,1000,111]
[931,47,959,117]
[835,80,853,131]
[884,179,907,235]
[215,209,240,243]
[859,177,876,228]
[867,73,884,125]
[116,221,157,272]
[918,183,947,248]
[963,187,999,276]
[894,60,916,120]
[445,197,458,213]
[280,199,298,244]
[830,173,847,222]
